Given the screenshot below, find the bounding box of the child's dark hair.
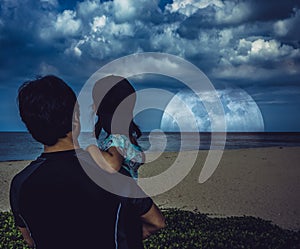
[92,75,142,145]
[17,75,77,146]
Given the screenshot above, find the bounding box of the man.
[10,75,165,249]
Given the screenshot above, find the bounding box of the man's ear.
[75,102,80,118]
[72,104,81,139]
[74,109,80,120]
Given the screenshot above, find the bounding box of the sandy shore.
[1,147,299,230]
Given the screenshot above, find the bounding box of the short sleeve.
[118,167,153,216]
[129,197,153,216]
[9,158,46,228]
[10,176,26,227]
[121,196,153,217]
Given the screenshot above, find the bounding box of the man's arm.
[140,203,166,239]
[10,174,35,248]
[19,227,35,248]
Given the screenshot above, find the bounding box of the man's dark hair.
[17,75,77,146]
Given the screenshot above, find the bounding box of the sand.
[1,147,299,230]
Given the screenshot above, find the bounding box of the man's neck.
[43,132,80,153]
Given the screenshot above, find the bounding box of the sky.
[0,0,299,132]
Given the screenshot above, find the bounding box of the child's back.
[99,134,143,179]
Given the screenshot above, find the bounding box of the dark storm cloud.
[1,0,299,87]
[0,0,299,131]
[1,1,55,79]
[247,0,299,22]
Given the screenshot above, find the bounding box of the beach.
[1,147,299,230]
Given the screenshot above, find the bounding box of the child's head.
[92,75,141,142]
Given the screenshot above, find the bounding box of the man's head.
[17,75,78,146]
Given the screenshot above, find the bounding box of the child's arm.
[86,145,123,173]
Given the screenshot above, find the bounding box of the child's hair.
[92,75,142,145]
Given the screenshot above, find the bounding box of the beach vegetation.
[1,209,299,248]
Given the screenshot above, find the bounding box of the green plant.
[0,211,28,248]
[144,209,300,249]
[1,209,299,249]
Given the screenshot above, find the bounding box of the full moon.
[160,88,264,132]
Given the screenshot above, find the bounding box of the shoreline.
[1,147,299,230]
[1,145,299,162]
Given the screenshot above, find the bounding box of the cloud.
[38,62,60,75]
[214,1,252,25]
[0,0,299,86]
[211,37,300,81]
[165,0,224,17]
[113,0,136,22]
[91,15,107,32]
[236,38,300,62]
[247,0,299,22]
[77,0,99,16]
[274,8,300,41]
[39,9,82,40]
[250,39,299,59]
[55,10,81,35]
[0,0,299,131]
[165,0,298,26]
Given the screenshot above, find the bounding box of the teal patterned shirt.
[98,134,143,179]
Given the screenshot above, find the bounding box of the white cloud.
[3,0,298,83]
[109,22,134,37]
[240,39,300,61]
[165,0,251,25]
[34,0,300,83]
[219,29,233,47]
[237,38,252,54]
[64,38,86,57]
[77,0,99,17]
[39,9,82,40]
[166,0,223,17]
[91,15,107,32]
[274,20,289,36]
[214,1,251,25]
[73,47,82,57]
[211,37,300,79]
[55,10,81,36]
[150,23,183,55]
[252,39,277,55]
[113,0,136,22]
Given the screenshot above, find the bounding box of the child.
[87,75,144,180]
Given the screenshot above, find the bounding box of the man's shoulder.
[10,157,47,208]
[11,157,46,188]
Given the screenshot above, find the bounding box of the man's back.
[11,149,119,249]
[12,75,165,248]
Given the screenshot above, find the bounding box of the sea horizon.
[0,131,300,162]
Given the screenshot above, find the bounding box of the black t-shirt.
[10,149,152,249]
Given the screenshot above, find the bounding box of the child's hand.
[86,145,123,173]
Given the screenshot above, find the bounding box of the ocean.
[0,132,300,161]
